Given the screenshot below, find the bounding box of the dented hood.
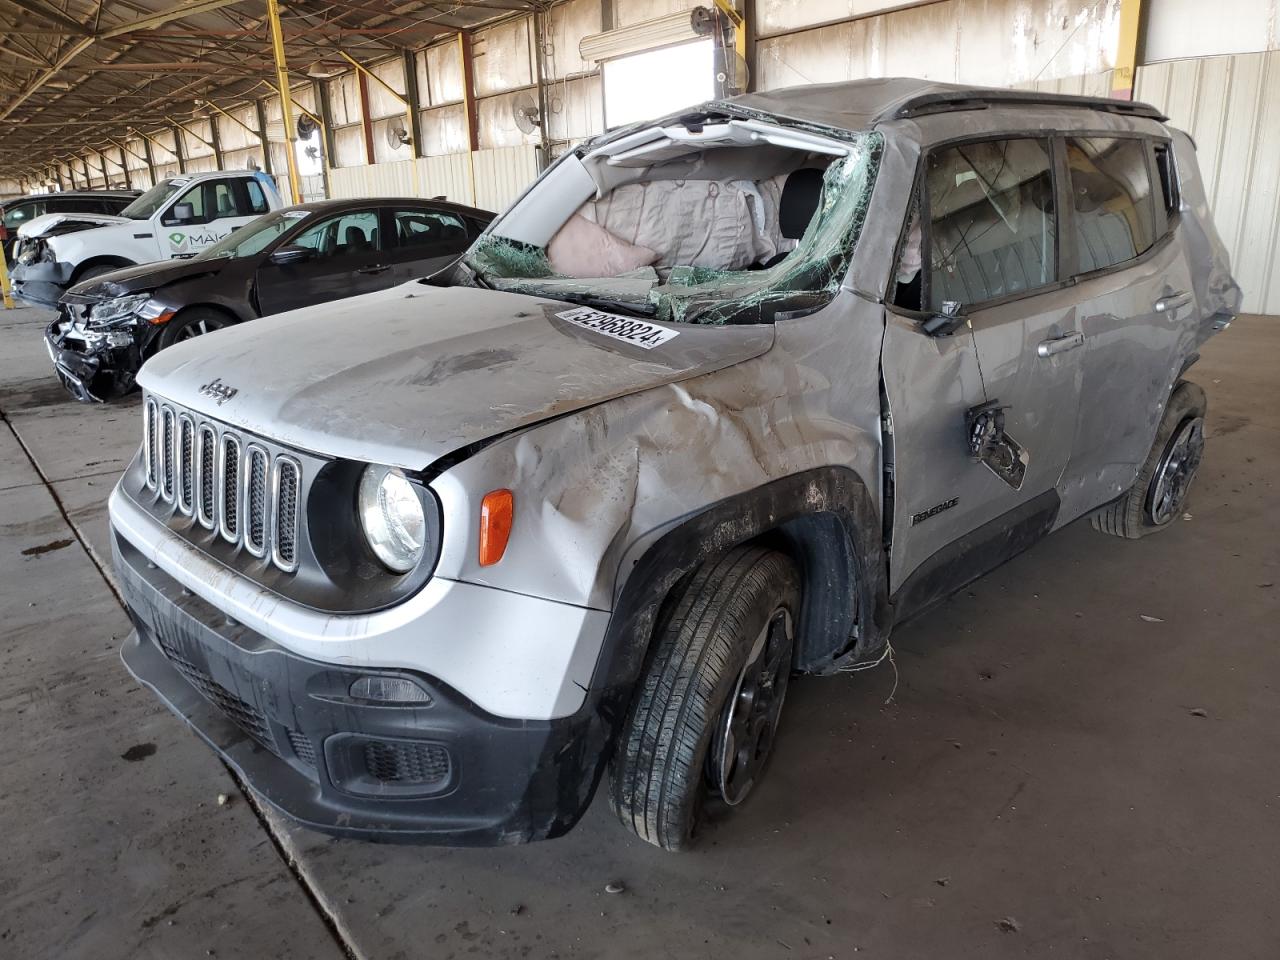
[136,281,774,470]
[18,211,128,238]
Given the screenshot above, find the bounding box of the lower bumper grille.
[154,628,272,746]
[363,741,451,786]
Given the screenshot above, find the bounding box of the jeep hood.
[18,212,128,238]
[136,282,774,469]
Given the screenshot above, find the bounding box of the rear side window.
[392,209,469,255]
[1065,137,1157,273]
[245,179,270,214]
[3,200,43,228]
[925,137,1057,311]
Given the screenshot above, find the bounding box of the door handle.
[1155,291,1193,313]
[356,264,390,275]
[1037,331,1084,358]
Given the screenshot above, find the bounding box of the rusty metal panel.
[546,74,603,142]
[474,17,535,97]
[421,103,469,156]
[546,0,602,79]
[368,58,407,120]
[757,0,1120,90]
[332,124,367,167]
[614,0,692,29]
[426,39,465,105]
[1137,51,1280,313]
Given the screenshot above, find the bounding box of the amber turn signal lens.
[478,489,514,567]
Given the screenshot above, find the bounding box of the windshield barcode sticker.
[555,306,678,350]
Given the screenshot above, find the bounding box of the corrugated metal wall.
[325,144,539,214]
[1136,52,1280,314]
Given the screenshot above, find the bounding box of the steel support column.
[266,0,302,203]
[1112,0,1146,100]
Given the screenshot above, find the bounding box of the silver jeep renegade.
[113,79,1240,850]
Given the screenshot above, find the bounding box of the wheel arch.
[70,255,135,283]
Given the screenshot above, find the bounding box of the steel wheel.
[710,607,794,806]
[1146,416,1204,525]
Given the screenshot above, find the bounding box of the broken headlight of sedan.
[87,293,168,328]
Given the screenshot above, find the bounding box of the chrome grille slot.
[143,398,158,489]
[218,433,242,543]
[196,425,217,529]
[177,415,195,515]
[159,406,176,502]
[272,457,301,572]
[139,395,304,574]
[243,445,269,557]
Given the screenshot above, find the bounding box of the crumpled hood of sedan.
[136,281,775,470]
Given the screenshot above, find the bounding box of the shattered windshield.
[120,178,185,220]
[463,120,882,326]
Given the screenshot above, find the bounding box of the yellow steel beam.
[711,0,747,63]
[1112,0,1144,100]
[168,115,216,150]
[198,98,261,139]
[267,0,302,204]
[0,250,14,310]
[335,48,415,154]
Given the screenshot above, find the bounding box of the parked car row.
[9,176,492,400]
[2,189,139,263]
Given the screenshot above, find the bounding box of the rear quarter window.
[1065,136,1158,274]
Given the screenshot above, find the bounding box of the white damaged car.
[111,79,1239,850]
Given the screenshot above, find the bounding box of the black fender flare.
[540,466,889,835]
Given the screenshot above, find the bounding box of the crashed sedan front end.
[45,290,173,402]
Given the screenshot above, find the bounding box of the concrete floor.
[1,303,1276,960]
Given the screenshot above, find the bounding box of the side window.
[4,201,42,227]
[288,210,381,260]
[245,179,270,214]
[392,209,469,255]
[210,182,240,219]
[1065,136,1157,274]
[925,138,1057,311]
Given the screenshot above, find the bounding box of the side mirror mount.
[269,244,313,266]
[921,299,966,337]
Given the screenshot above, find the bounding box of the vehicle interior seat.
[344,225,370,252]
[216,193,234,216]
[757,168,824,268]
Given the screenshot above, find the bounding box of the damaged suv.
[112,79,1239,850]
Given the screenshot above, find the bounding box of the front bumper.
[44,315,143,403]
[12,259,74,307]
[114,530,607,845]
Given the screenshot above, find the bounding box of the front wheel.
[609,546,800,850]
[1092,380,1207,538]
[156,308,232,350]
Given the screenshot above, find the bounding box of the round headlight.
[357,465,426,573]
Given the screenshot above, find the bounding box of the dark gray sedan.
[45,196,493,401]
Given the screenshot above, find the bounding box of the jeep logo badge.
[199,378,238,405]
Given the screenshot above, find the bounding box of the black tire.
[609,546,800,850]
[1091,380,1207,538]
[156,307,232,350]
[75,263,127,283]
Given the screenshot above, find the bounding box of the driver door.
[882,135,1084,611]
[254,207,390,315]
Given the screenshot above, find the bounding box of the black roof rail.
[886,89,1167,123]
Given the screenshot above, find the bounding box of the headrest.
[779,168,825,240]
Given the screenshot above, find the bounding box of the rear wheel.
[609,546,800,850]
[156,307,232,350]
[1091,380,1207,538]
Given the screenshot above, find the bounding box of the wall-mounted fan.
[512,91,541,135]
[384,119,411,149]
[296,113,319,139]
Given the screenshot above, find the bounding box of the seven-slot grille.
[143,397,301,573]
